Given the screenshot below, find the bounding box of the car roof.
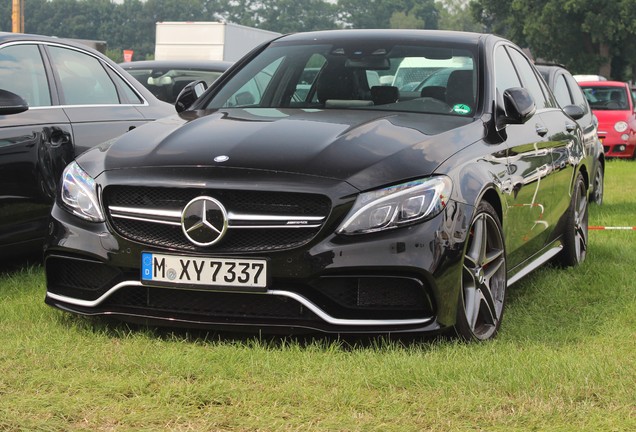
[534,63,568,70]
[120,59,233,71]
[573,74,607,82]
[534,64,570,77]
[274,29,488,45]
[0,31,104,54]
[578,81,628,87]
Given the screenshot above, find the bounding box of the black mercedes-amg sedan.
[44,30,590,341]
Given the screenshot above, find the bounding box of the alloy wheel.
[592,165,604,205]
[572,179,588,264]
[459,207,507,341]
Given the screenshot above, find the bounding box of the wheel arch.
[479,187,503,225]
[578,164,590,192]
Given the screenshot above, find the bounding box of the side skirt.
[507,244,563,286]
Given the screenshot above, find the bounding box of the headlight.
[60,161,104,222]
[614,121,628,132]
[337,176,452,235]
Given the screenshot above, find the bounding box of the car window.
[416,68,454,89]
[222,57,283,107]
[204,42,478,116]
[392,57,472,90]
[110,70,143,104]
[0,44,51,107]
[553,74,573,107]
[506,47,549,109]
[293,55,327,102]
[48,46,119,105]
[563,73,589,114]
[494,45,521,95]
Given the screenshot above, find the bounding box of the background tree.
[15,0,630,77]
[471,0,636,80]
[337,0,438,30]
[389,10,425,29]
[436,0,482,32]
[224,0,339,33]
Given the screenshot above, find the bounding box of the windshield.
[204,40,477,116]
[581,86,630,111]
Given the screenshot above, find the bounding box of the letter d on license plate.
[141,252,268,291]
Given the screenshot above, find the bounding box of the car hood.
[80,108,479,190]
[592,109,636,128]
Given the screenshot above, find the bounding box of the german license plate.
[141,252,268,291]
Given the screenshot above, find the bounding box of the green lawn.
[1,160,635,431]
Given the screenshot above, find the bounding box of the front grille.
[103,186,332,252]
[106,187,330,216]
[111,218,319,252]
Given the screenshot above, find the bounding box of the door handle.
[535,124,548,137]
[50,128,70,147]
[565,122,576,132]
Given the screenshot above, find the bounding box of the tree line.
[0,0,449,60]
[1,0,635,80]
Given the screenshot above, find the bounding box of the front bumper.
[44,198,471,335]
[598,131,636,158]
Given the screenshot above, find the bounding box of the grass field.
[1,160,635,431]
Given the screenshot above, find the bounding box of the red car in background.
[578,81,636,158]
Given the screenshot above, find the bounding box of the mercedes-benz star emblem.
[181,196,228,247]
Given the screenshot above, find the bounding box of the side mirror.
[175,80,207,113]
[497,87,536,129]
[0,89,29,115]
[562,104,585,120]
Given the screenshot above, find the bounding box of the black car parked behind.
[0,32,174,257]
[536,63,605,205]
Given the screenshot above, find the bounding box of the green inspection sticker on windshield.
[452,104,472,115]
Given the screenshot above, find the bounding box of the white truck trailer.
[154,21,281,62]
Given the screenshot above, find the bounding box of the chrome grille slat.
[109,205,325,228]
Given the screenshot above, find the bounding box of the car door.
[494,45,557,270]
[44,44,149,155]
[506,48,581,259]
[0,43,74,252]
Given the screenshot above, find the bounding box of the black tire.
[560,173,588,266]
[455,201,507,342]
[591,163,604,205]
